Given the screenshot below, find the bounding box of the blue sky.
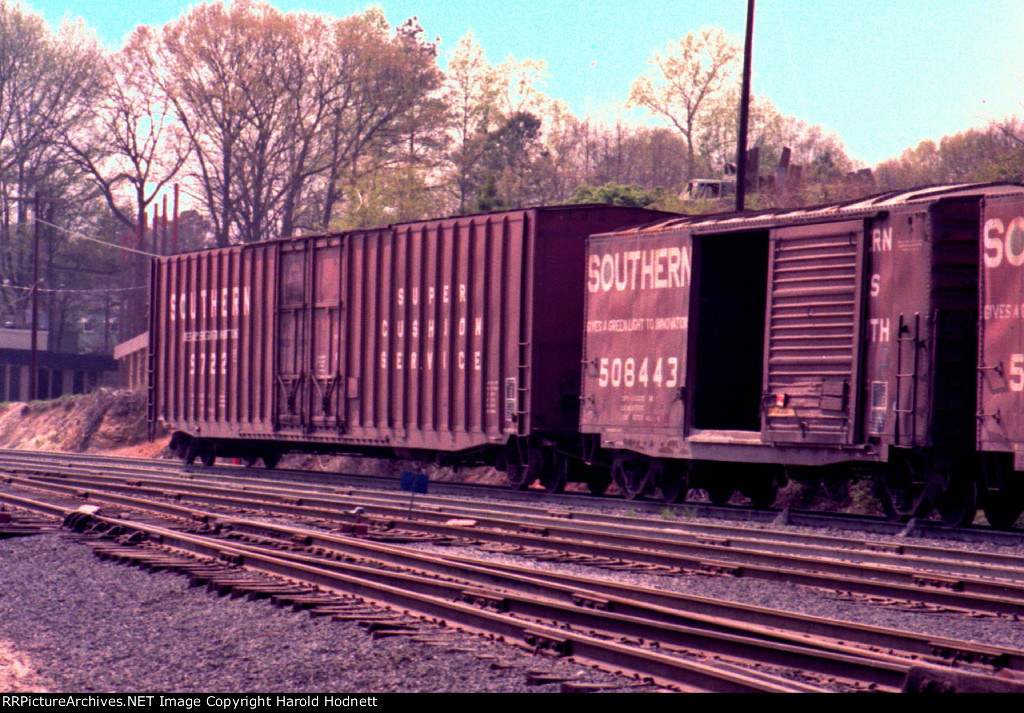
[25,0,1024,167]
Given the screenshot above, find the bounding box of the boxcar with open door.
[581,183,1024,526]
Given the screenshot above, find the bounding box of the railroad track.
[3,490,827,692]
[3,450,1024,692]
[2,448,1022,545]
[7,462,1024,613]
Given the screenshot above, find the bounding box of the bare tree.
[60,45,189,238]
[137,2,444,243]
[629,28,740,181]
[0,2,103,327]
[583,122,687,191]
[139,2,259,246]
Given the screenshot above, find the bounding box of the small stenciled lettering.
[869,318,891,342]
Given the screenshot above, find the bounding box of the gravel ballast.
[0,533,652,693]
[6,498,1024,694]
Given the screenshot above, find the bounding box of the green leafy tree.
[567,183,662,208]
[471,111,543,210]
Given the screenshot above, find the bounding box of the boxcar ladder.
[894,312,920,446]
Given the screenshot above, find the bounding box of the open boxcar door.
[274,235,345,433]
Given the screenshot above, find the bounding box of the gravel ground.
[6,499,1024,694]
[0,533,655,693]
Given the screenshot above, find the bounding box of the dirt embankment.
[0,389,167,458]
[0,389,494,483]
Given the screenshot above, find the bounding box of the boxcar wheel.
[541,455,569,494]
[506,463,532,490]
[705,485,733,506]
[982,496,1023,529]
[612,457,651,500]
[979,455,1024,529]
[198,441,216,467]
[880,493,911,523]
[876,479,931,523]
[877,481,930,523]
[586,471,611,496]
[183,438,199,465]
[506,448,543,490]
[169,432,188,458]
[262,451,281,470]
[935,473,977,527]
[658,466,689,504]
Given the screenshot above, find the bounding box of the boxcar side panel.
[580,228,693,436]
[859,207,974,452]
[534,207,682,440]
[860,212,926,447]
[979,194,1024,456]
[152,245,278,439]
[315,215,528,451]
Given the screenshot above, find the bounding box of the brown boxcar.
[581,183,1024,525]
[149,204,674,482]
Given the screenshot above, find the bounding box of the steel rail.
[3,448,1023,545]
[9,470,1024,618]
[5,451,1024,577]
[1,481,1020,677]
[2,492,824,693]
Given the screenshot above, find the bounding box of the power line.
[3,283,146,295]
[36,218,162,258]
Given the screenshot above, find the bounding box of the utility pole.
[173,183,179,254]
[736,0,755,211]
[31,193,39,401]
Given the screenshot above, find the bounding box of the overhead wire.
[7,216,157,296]
[35,218,162,258]
[3,283,146,295]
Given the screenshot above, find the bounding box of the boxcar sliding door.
[761,221,866,445]
[274,235,345,433]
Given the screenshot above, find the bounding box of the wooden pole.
[30,193,39,401]
[736,0,755,211]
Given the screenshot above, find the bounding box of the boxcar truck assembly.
[148,205,674,487]
[580,183,1024,526]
